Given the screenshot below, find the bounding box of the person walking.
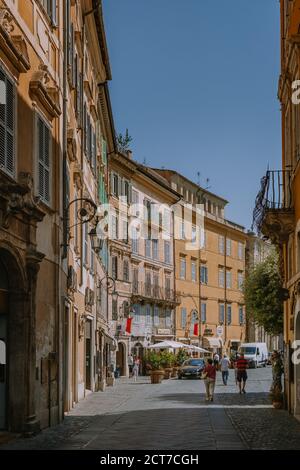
[203,358,217,402]
[132,356,140,382]
[236,353,248,394]
[213,352,220,369]
[220,354,230,385]
[128,354,134,377]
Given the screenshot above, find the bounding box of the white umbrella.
[147,340,187,349]
[184,344,210,353]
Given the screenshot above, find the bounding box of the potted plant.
[270,385,284,409]
[145,352,164,384]
[161,351,174,379]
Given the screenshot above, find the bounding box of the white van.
[238,343,268,368]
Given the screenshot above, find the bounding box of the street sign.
[216,325,223,336]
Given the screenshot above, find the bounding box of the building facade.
[0,0,64,432]
[253,0,300,418]
[154,170,247,356]
[65,0,116,408]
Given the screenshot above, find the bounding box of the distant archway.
[116,342,126,376]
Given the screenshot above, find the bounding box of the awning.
[202,337,223,349]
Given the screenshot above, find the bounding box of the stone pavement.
[2,367,300,450]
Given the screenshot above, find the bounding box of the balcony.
[253,170,294,244]
[132,282,181,307]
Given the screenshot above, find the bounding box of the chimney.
[126,150,132,159]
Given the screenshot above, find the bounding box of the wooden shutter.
[38,116,51,204]
[0,68,15,176]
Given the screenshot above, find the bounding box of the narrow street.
[2,367,300,451]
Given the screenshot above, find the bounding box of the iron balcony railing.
[252,169,292,232]
[132,281,180,303]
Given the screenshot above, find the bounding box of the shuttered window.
[41,0,57,25]
[0,68,15,177]
[37,116,51,204]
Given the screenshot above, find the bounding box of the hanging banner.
[126,317,133,334]
[193,323,199,336]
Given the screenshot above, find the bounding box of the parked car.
[238,342,268,368]
[177,358,205,379]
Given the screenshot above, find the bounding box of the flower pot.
[171,367,178,378]
[272,401,283,409]
[150,370,164,384]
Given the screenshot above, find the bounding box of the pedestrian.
[236,352,248,394]
[132,356,140,382]
[128,353,133,377]
[213,352,220,369]
[202,358,217,402]
[220,353,230,385]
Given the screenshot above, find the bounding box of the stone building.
[154,170,247,356]
[253,0,300,418]
[64,0,116,408]
[0,0,64,432]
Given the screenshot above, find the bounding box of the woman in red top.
[203,358,217,402]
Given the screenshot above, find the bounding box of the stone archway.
[0,246,28,431]
[295,298,300,417]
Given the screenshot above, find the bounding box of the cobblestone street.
[2,367,300,450]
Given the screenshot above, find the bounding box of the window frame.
[35,112,52,206]
[0,63,17,179]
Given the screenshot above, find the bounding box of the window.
[123,260,129,282]
[165,276,171,299]
[180,257,186,279]
[132,189,139,212]
[134,304,141,323]
[219,303,225,323]
[112,173,119,196]
[219,236,225,254]
[146,304,152,325]
[124,180,130,203]
[219,267,224,287]
[152,239,158,260]
[226,238,232,256]
[191,261,197,282]
[238,271,244,291]
[201,303,207,323]
[37,116,51,204]
[164,241,171,264]
[226,269,232,288]
[145,271,152,296]
[111,215,118,240]
[227,304,232,325]
[238,242,244,260]
[165,309,171,327]
[145,239,151,258]
[154,305,159,326]
[40,0,57,25]
[112,299,118,321]
[180,220,185,240]
[0,67,15,177]
[239,305,244,325]
[153,273,159,297]
[133,268,139,293]
[122,220,128,242]
[112,256,118,280]
[132,228,139,254]
[201,265,208,284]
[181,308,187,328]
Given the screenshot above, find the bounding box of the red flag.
[193,323,199,336]
[126,317,132,334]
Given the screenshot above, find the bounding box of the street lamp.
[62,197,98,255]
[98,275,118,303]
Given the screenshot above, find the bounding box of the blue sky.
[103,0,281,229]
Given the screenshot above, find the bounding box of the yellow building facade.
[155,170,247,355]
